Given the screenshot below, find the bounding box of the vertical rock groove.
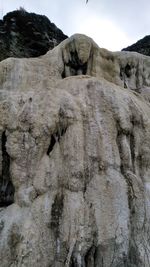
[47,127,67,155]
[0,131,15,207]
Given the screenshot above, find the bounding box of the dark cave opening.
[0,131,15,207]
[125,63,132,78]
[62,50,88,78]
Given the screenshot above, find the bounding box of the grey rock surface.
[0,34,150,266]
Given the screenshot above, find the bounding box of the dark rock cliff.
[0,9,67,61]
[122,35,150,56]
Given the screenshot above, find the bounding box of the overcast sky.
[0,0,150,51]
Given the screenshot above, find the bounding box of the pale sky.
[0,0,149,51]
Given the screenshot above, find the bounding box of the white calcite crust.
[0,34,150,266]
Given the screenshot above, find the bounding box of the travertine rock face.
[0,34,150,267]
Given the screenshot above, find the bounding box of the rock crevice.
[0,131,15,207]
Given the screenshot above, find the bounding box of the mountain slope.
[0,9,67,61]
[122,35,150,56]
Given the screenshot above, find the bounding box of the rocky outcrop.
[0,9,67,61]
[0,34,150,267]
[122,35,150,56]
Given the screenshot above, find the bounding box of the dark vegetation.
[122,35,150,56]
[0,9,67,61]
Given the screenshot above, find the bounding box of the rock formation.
[0,9,67,62]
[0,34,150,267]
[122,35,150,56]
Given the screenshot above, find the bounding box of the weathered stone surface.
[0,34,150,266]
[0,9,67,62]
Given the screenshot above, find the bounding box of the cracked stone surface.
[0,34,150,266]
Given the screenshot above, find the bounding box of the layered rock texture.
[0,9,67,61]
[122,35,150,56]
[0,34,150,267]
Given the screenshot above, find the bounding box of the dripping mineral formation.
[0,34,150,267]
